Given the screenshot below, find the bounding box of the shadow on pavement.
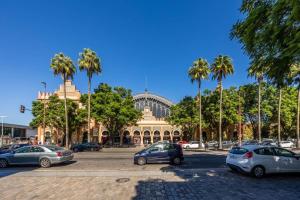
[132,153,300,200]
[0,160,77,178]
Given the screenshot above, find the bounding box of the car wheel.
[40,158,51,168]
[186,146,190,149]
[0,159,8,168]
[172,157,181,165]
[73,148,79,153]
[137,157,146,165]
[252,166,265,178]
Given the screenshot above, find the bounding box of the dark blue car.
[134,142,183,165]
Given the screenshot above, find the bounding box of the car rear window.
[45,146,65,151]
[229,147,248,154]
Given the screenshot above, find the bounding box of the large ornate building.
[37,81,183,145]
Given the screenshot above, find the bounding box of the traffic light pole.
[42,82,47,144]
[0,116,7,147]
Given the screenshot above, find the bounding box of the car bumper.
[50,155,74,164]
[226,158,252,173]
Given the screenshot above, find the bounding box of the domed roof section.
[133,91,173,119]
[133,92,173,107]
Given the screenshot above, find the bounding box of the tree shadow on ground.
[0,160,77,178]
[132,153,300,200]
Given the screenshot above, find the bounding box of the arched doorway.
[173,131,180,143]
[133,131,141,145]
[82,132,88,143]
[45,131,51,144]
[163,131,171,141]
[123,131,131,144]
[143,130,151,145]
[101,131,109,144]
[153,130,161,143]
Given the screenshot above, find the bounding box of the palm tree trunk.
[258,79,262,143]
[278,88,282,142]
[297,87,300,148]
[198,81,203,149]
[219,81,223,149]
[63,75,69,148]
[87,76,91,143]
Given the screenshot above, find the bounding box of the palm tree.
[211,55,234,149]
[51,53,76,148]
[248,67,264,143]
[188,58,210,148]
[78,48,101,143]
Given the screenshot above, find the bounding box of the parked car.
[242,140,259,146]
[0,143,30,154]
[134,142,183,165]
[207,141,218,148]
[0,145,73,168]
[279,141,295,148]
[226,145,300,178]
[182,141,204,149]
[213,141,234,149]
[261,139,277,146]
[71,142,102,152]
[177,140,188,145]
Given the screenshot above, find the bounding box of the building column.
[140,127,144,145]
[98,125,102,143]
[150,126,154,144]
[170,130,173,142]
[11,127,14,138]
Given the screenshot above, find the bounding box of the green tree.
[202,88,239,141]
[31,95,85,144]
[248,67,264,142]
[211,55,234,149]
[231,0,299,81]
[91,83,142,143]
[167,96,198,141]
[188,58,210,147]
[78,48,102,143]
[50,53,76,148]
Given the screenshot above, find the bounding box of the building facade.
[37,81,183,145]
[1,123,37,145]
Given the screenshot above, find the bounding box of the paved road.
[1,149,300,200]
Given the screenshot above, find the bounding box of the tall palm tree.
[51,53,76,148]
[78,48,101,143]
[211,55,234,149]
[248,67,264,143]
[188,58,210,148]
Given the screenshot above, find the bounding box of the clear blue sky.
[0,0,252,125]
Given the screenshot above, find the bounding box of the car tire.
[137,157,146,165]
[40,158,51,168]
[172,157,181,165]
[252,166,265,178]
[0,159,8,168]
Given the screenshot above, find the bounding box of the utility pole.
[238,90,242,146]
[41,82,47,144]
[0,115,8,147]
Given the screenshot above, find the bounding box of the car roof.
[240,145,267,151]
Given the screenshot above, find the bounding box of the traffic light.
[20,105,25,113]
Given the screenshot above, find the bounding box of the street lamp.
[0,115,8,147]
[41,82,47,144]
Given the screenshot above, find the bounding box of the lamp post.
[41,82,47,144]
[0,115,8,147]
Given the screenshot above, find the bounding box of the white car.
[226,145,300,178]
[182,141,204,149]
[279,141,294,148]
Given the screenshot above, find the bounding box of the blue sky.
[0,0,252,125]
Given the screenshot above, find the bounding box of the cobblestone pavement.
[0,150,300,200]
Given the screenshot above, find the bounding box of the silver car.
[226,145,300,178]
[0,145,73,168]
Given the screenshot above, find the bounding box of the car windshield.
[44,146,65,152]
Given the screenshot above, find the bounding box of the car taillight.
[56,152,63,157]
[243,151,253,159]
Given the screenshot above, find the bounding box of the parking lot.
[0,148,300,200]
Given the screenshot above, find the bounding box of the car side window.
[254,148,274,155]
[274,148,294,157]
[15,146,31,153]
[30,147,44,153]
[163,144,175,151]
